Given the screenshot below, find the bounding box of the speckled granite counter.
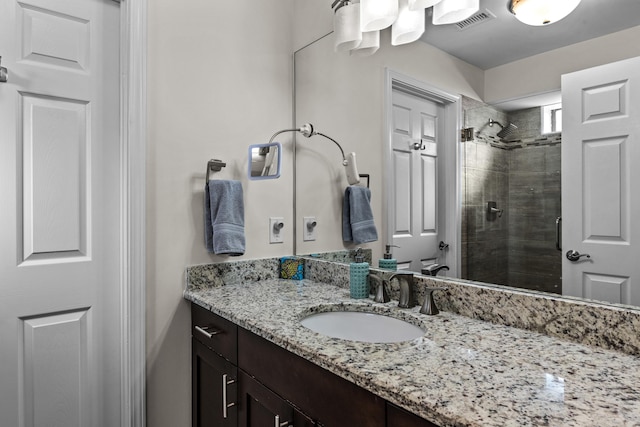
[184,276,640,427]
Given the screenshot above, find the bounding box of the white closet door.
[561,56,640,306]
[0,0,121,425]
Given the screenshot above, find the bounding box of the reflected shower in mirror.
[461,96,562,294]
[248,142,281,180]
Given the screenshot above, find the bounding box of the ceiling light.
[360,0,399,32]
[392,0,426,45]
[432,0,479,25]
[508,0,582,26]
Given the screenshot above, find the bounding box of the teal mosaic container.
[378,258,397,271]
[350,250,369,299]
[378,244,398,271]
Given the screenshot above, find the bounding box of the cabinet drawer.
[191,303,238,364]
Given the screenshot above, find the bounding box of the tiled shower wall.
[462,97,562,294]
[462,98,509,285]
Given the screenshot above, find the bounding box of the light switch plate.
[269,217,284,243]
[303,216,317,241]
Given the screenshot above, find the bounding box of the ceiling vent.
[455,9,496,31]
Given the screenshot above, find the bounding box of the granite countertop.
[184,278,640,427]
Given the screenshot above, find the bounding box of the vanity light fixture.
[508,0,582,26]
[408,0,443,11]
[392,0,425,46]
[332,0,479,55]
[360,0,399,32]
[334,1,362,52]
[432,0,480,25]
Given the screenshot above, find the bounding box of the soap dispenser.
[350,248,369,299]
[378,245,398,271]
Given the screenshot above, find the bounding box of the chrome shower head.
[488,119,517,139]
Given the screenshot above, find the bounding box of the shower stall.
[461,97,562,294]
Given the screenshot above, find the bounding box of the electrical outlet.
[269,217,284,243]
[303,216,317,241]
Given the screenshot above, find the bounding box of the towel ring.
[359,174,370,188]
[206,159,227,182]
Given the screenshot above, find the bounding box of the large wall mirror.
[293,0,640,307]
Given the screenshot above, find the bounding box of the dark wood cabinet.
[238,370,315,427]
[191,303,440,427]
[192,339,237,427]
[387,403,439,427]
[238,327,385,427]
[191,303,239,427]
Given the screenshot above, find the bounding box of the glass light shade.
[350,30,380,57]
[392,0,425,46]
[432,0,479,25]
[334,3,362,52]
[360,0,399,32]
[408,0,443,11]
[509,0,581,26]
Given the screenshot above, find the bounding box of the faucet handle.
[369,275,390,303]
[420,287,448,315]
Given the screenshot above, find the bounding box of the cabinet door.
[238,370,315,427]
[387,403,439,427]
[192,339,237,427]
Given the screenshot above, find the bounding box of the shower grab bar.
[555,216,562,251]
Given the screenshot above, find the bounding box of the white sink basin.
[300,310,425,343]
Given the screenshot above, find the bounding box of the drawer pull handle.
[222,374,236,419]
[274,415,291,427]
[195,325,222,339]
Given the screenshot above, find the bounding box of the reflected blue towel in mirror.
[205,180,245,256]
[342,186,378,244]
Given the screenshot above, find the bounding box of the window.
[542,102,562,134]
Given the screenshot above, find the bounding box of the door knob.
[0,56,7,83]
[438,241,449,251]
[411,139,425,150]
[566,250,591,262]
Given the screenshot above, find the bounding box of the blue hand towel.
[205,180,245,256]
[342,186,378,244]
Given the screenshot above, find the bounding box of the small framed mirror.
[248,142,281,180]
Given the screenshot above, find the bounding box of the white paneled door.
[561,56,640,306]
[0,0,121,426]
[390,89,449,272]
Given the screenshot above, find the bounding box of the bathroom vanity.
[192,303,434,427]
[185,258,640,427]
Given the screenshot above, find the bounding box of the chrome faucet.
[421,264,449,276]
[389,272,417,308]
[369,275,390,303]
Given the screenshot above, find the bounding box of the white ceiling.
[420,0,640,70]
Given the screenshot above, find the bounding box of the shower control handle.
[566,250,591,262]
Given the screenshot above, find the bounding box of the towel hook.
[206,159,226,182]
